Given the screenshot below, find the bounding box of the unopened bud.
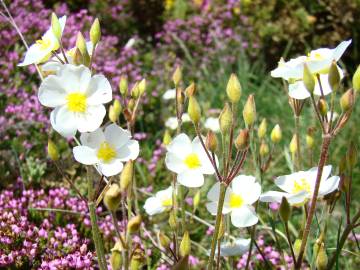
[188,96,201,124]
[169,211,177,230]
[90,18,101,46]
[172,66,182,86]
[193,190,200,212]
[243,94,256,127]
[315,243,328,270]
[163,130,172,145]
[352,65,360,92]
[219,103,233,135]
[279,197,291,222]
[109,100,122,123]
[73,48,82,65]
[120,161,133,191]
[303,64,315,94]
[48,139,59,161]
[235,129,249,150]
[340,89,354,112]
[306,134,314,149]
[226,73,241,103]
[51,13,61,41]
[179,231,191,257]
[104,184,121,212]
[205,130,218,152]
[138,78,146,96]
[270,124,282,143]
[128,99,135,111]
[293,239,302,257]
[127,215,142,234]
[110,242,123,270]
[289,134,298,154]
[185,82,196,97]
[158,232,171,249]
[346,141,358,169]
[317,98,328,116]
[130,248,144,270]
[259,142,269,157]
[131,82,140,99]
[119,76,128,96]
[176,87,184,105]
[76,32,90,65]
[328,61,340,92]
[258,118,267,139]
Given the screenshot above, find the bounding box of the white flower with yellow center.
[72,124,139,177]
[143,186,173,215]
[165,133,216,188]
[271,40,351,99]
[214,238,251,257]
[260,165,340,206]
[206,175,261,228]
[19,15,67,66]
[38,64,112,137]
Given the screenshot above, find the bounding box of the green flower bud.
[120,161,133,192]
[259,141,269,157]
[128,99,135,111]
[163,130,172,146]
[172,66,182,87]
[188,96,201,124]
[51,13,61,41]
[205,130,218,152]
[179,231,191,257]
[119,76,128,96]
[109,99,122,123]
[73,48,82,66]
[130,248,144,270]
[340,89,354,112]
[47,139,59,161]
[293,239,302,257]
[315,243,328,270]
[226,73,241,103]
[317,98,328,116]
[306,134,314,149]
[235,129,249,150]
[131,82,140,99]
[279,197,291,223]
[328,61,341,92]
[303,64,315,94]
[219,103,233,135]
[138,78,146,96]
[352,65,360,92]
[76,32,90,64]
[127,215,142,234]
[258,118,267,139]
[185,82,196,97]
[104,184,121,212]
[289,134,298,154]
[193,190,200,212]
[243,94,256,127]
[270,124,282,143]
[110,241,124,270]
[158,232,171,249]
[90,18,101,46]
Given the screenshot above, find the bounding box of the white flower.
[38,64,112,137]
[206,175,261,228]
[124,38,136,49]
[19,15,67,66]
[260,165,340,206]
[162,89,176,100]
[214,238,251,257]
[204,117,220,133]
[143,186,173,215]
[165,113,191,130]
[165,133,216,187]
[72,124,139,177]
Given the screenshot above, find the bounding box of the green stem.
[294,115,301,171]
[179,185,186,232]
[207,183,227,270]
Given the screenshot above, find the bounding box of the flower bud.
[179,231,191,257]
[243,94,256,127]
[73,48,82,65]
[127,215,142,234]
[306,134,314,149]
[176,87,184,105]
[128,99,135,111]
[51,13,61,41]
[131,82,140,99]
[163,130,172,146]
[226,73,241,103]
[103,184,121,212]
[110,242,123,270]
[328,61,340,92]
[119,76,128,96]
[346,141,358,169]
[219,103,233,135]
[185,82,196,97]
[315,243,328,270]
[130,248,144,270]
[352,65,360,92]
[317,98,328,116]
[205,130,218,152]
[90,18,101,46]
[235,129,249,150]
[340,89,354,112]
[293,239,302,257]
[138,78,146,96]
[279,197,291,223]
[76,32,90,65]
[270,124,282,143]
[193,190,200,212]
[259,142,269,157]
[172,66,182,87]
[303,64,315,94]
[289,134,298,154]
[47,139,59,161]
[109,99,122,123]
[169,211,177,230]
[258,118,267,139]
[158,232,171,249]
[188,96,201,124]
[120,161,133,191]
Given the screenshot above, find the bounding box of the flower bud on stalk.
[317,98,328,116]
[188,96,201,125]
[205,130,218,152]
[176,87,184,106]
[172,66,182,87]
[179,231,191,257]
[219,103,233,135]
[270,124,282,143]
[109,99,122,123]
[119,76,128,96]
[243,94,256,127]
[306,134,314,149]
[185,82,196,97]
[279,197,291,223]
[110,241,123,270]
[340,89,355,112]
[48,140,59,161]
[120,161,133,191]
[76,32,90,65]
[127,215,142,234]
[259,141,269,157]
[258,118,267,139]
[90,18,101,46]
[131,82,140,99]
[315,243,328,270]
[158,232,171,249]
[127,99,135,111]
[51,13,61,41]
[193,190,200,212]
[289,134,298,155]
[293,239,302,257]
[235,129,249,150]
[328,61,341,92]
[352,65,360,92]
[138,78,146,96]
[130,248,144,270]
[104,184,121,212]
[303,64,315,94]
[73,48,82,65]
[226,73,241,103]
[163,130,172,145]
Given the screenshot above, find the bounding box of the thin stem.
[294,115,301,170]
[216,239,221,270]
[284,222,296,265]
[310,94,326,133]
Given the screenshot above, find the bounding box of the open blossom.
[214,238,251,257]
[19,15,67,66]
[165,133,216,187]
[206,175,261,228]
[73,124,139,177]
[271,40,351,99]
[260,165,340,205]
[143,186,173,215]
[38,64,112,137]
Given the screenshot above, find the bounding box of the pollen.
[97,142,117,163]
[161,198,172,207]
[292,178,311,194]
[36,37,52,50]
[183,153,201,169]
[229,193,244,208]
[66,92,87,113]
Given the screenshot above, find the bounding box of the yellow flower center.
[161,198,172,207]
[183,153,201,169]
[66,92,87,113]
[97,142,117,163]
[36,37,53,51]
[292,178,311,194]
[229,193,244,208]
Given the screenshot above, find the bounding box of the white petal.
[207,182,221,201]
[156,186,173,201]
[86,75,112,105]
[319,176,340,196]
[18,43,51,66]
[231,206,258,228]
[218,239,251,257]
[38,75,67,107]
[177,170,204,188]
[307,165,332,187]
[165,117,178,130]
[333,40,352,61]
[232,175,261,205]
[76,105,106,133]
[50,106,77,138]
[165,152,186,174]
[59,15,67,33]
[144,197,165,216]
[104,124,131,149]
[192,136,215,174]
[204,117,220,132]
[288,81,311,100]
[163,89,176,100]
[259,190,308,205]
[275,171,308,193]
[166,133,192,159]
[79,128,105,148]
[73,146,98,165]
[57,64,90,93]
[98,159,124,177]
[116,140,139,161]
[206,201,231,215]
[41,60,63,72]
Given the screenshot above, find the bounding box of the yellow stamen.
[97,142,117,163]
[292,178,311,194]
[183,153,201,169]
[229,193,244,208]
[162,198,172,207]
[66,92,87,113]
[36,37,53,51]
